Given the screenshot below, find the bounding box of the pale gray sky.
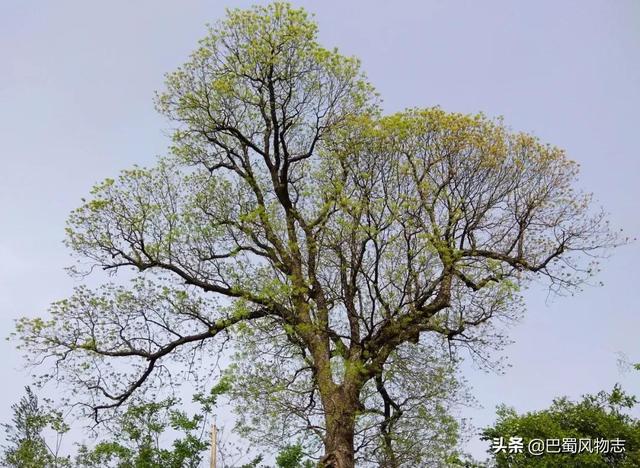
[1,0,639,461]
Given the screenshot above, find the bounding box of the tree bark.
[320,385,360,468]
[322,417,355,467]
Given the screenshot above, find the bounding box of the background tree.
[482,385,640,467]
[75,394,215,468]
[14,3,620,467]
[1,386,70,468]
[275,444,314,468]
[3,383,307,468]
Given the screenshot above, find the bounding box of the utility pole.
[210,421,218,468]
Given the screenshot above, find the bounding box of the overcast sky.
[1,0,639,460]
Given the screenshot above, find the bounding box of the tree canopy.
[14,3,620,466]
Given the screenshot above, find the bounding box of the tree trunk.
[320,385,359,468]
[321,415,355,467]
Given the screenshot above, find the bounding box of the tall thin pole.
[210,421,218,468]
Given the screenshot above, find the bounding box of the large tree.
[15,3,619,466]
